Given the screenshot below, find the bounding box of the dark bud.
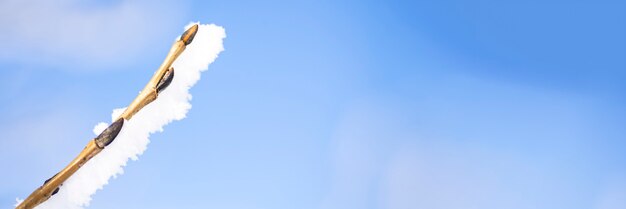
[94,118,124,148]
[156,67,175,93]
[51,186,60,196]
[180,24,199,46]
[43,173,56,184]
[44,173,60,196]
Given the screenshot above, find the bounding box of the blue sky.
[1,0,625,208]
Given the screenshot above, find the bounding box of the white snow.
[28,23,225,209]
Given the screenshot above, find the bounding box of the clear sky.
[1,0,625,208]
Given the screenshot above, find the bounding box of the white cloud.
[0,0,186,71]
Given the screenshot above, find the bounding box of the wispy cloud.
[0,0,186,71]
[321,73,624,209]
